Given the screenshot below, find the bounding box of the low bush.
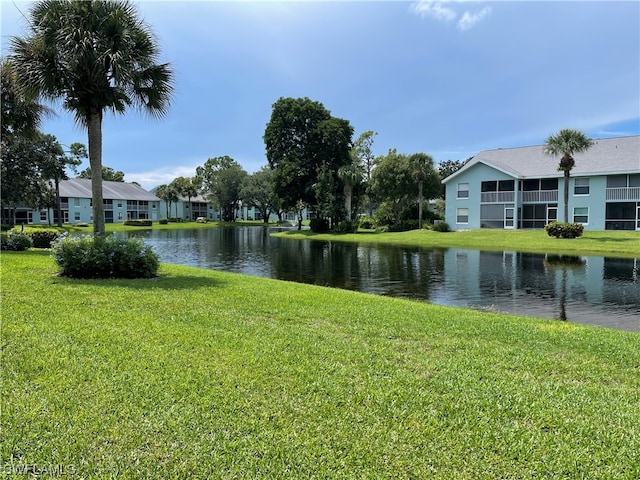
[167,217,182,223]
[334,220,358,234]
[159,218,169,225]
[432,221,451,232]
[52,234,159,279]
[123,219,153,227]
[310,218,330,233]
[545,221,584,239]
[1,230,33,251]
[196,217,209,223]
[385,220,419,232]
[28,229,60,248]
[1,224,13,231]
[358,217,375,229]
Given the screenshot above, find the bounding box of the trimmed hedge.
[52,234,159,279]
[28,229,60,248]
[123,219,153,227]
[544,221,584,239]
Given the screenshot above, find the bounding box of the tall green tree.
[543,129,594,223]
[351,130,377,217]
[155,184,179,218]
[39,138,87,226]
[337,163,364,222]
[410,153,438,228]
[370,150,415,224]
[10,0,174,237]
[264,97,353,219]
[196,156,248,222]
[241,167,277,224]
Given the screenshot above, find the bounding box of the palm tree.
[410,153,435,228]
[9,0,174,237]
[543,129,593,223]
[337,163,363,222]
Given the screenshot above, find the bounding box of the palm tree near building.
[543,129,593,223]
[9,0,174,238]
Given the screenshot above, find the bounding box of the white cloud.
[411,1,492,30]
[411,1,457,23]
[457,6,492,31]
[126,164,200,191]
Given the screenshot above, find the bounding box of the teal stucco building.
[442,135,640,231]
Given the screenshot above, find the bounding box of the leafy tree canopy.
[264,97,354,211]
[196,156,248,221]
[77,166,125,182]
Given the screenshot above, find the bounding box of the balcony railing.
[480,191,515,203]
[519,190,558,203]
[606,187,640,201]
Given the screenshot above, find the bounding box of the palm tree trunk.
[418,180,424,228]
[55,178,63,227]
[88,111,105,237]
[563,170,570,223]
[344,184,353,221]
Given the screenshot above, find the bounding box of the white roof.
[60,178,159,201]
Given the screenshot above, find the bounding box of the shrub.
[334,220,358,234]
[431,221,451,232]
[544,221,584,239]
[1,224,13,231]
[1,230,33,251]
[159,218,169,225]
[196,217,209,223]
[167,217,182,223]
[28,229,60,248]
[52,234,159,279]
[123,219,153,227]
[358,217,375,229]
[310,218,330,233]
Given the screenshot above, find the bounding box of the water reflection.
[125,227,640,332]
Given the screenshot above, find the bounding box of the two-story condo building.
[442,135,640,231]
[12,178,163,225]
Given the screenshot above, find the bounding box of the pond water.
[125,227,640,332]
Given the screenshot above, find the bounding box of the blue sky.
[2,0,639,189]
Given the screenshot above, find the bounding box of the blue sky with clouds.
[2,0,639,189]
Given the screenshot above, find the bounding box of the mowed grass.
[276,228,640,257]
[2,250,639,478]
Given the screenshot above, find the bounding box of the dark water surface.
[126,227,640,332]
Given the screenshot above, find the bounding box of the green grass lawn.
[275,228,640,257]
[2,250,639,478]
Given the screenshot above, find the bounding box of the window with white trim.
[574,178,589,196]
[457,208,469,224]
[573,207,589,224]
[457,182,469,199]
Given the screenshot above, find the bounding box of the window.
[481,181,497,192]
[74,198,80,207]
[456,208,469,224]
[607,175,627,188]
[498,180,514,192]
[40,211,47,221]
[573,207,589,224]
[117,201,123,208]
[74,212,81,221]
[574,178,590,195]
[540,178,558,190]
[457,183,469,199]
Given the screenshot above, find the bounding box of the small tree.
[543,129,593,223]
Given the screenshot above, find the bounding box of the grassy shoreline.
[17,222,640,257]
[274,228,640,257]
[2,250,639,478]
